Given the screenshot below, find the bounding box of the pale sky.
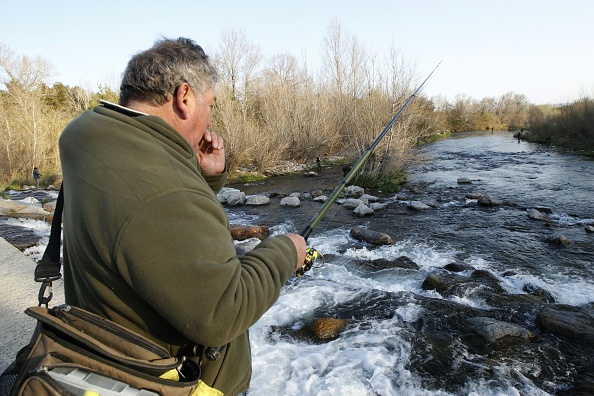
[2,0,593,105]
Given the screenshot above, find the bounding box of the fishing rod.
[296,61,442,277]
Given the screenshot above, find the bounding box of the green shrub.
[353,171,406,193]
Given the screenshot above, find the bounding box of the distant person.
[316,156,322,172]
[32,167,41,188]
[58,37,307,395]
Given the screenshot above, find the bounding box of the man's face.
[185,85,216,151]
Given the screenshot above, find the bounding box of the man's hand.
[197,130,226,175]
[284,233,307,272]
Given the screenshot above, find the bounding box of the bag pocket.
[13,305,200,396]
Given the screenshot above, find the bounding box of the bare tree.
[0,43,61,184]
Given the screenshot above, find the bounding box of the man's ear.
[174,82,192,120]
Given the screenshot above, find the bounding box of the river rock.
[280,196,300,207]
[423,199,440,208]
[369,202,386,211]
[545,234,573,246]
[528,208,552,222]
[303,171,318,177]
[217,188,246,206]
[457,177,472,184]
[300,318,349,341]
[356,256,419,271]
[408,201,431,211]
[536,306,594,347]
[585,225,594,233]
[229,225,270,241]
[466,317,533,344]
[353,203,374,217]
[313,195,328,203]
[444,262,476,272]
[0,223,41,250]
[344,185,364,198]
[0,199,50,220]
[245,195,270,206]
[477,194,501,206]
[522,283,556,303]
[359,194,379,203]
[350,227,393,245]
[465,193,482,200]
[342,198,365,209]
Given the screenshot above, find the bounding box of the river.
[226,130,594,395]
[4,131,594,395]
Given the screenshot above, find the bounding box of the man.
[32,167,41,188]
[59,37,306,396]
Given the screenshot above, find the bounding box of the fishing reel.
[296,247,325,277]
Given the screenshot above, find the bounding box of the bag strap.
[35,184,64,306]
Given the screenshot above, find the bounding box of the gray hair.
[119,37,218,107]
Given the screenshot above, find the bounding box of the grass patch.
[419,131,451,145]
[352,171,406,193]
[227,171,268,185]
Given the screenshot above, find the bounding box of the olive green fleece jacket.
[58,102,298,396]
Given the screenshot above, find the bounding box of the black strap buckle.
[38,280,54,307]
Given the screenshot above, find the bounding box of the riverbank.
[0,237,65,373]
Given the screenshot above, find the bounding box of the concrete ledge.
[0,237,64,373]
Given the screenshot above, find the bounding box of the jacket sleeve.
[112,188,297,347]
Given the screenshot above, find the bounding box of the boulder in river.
[350,226,394,245]
[536,306,594,347]
[229,225,270,241]
[353,203,374,217]
[300,318,349,342]
[477,194,501,206]
[344,185,364,198]
[279,196,300,207]
[0,199,50,220]
[466,317,533,344]
[245,195,270,206]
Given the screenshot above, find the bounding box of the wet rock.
[422,270,506,298]
[534,206,553,214]
[545,234,573,246]
[443,262,475,272]
[537,306,594,347]
[353,203,374,217]
[342,198,365,209]
[528,208,553,222]
[359,194,379,203]
[0,199,50,220]
[585,225,594,233]
[369,202,386,211]
[356,256,419,271]
[477,194,501,206]
[310,190,324,198]
[408,201,431,210]
[457,177,472,184]
[279,196,300,207]
[313,195,328,203]
[303,171,318,177]
[0,223,41,250]
[465,193,482,199]
[229,225,270,241]
[245,195,270,206]
[423,199,440,208]
[300,318,349,341]
[466,317,533,344]
[217,188,246,206]
[344,185,364,198]
[350,227,394,245]
[523,283,556,303]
